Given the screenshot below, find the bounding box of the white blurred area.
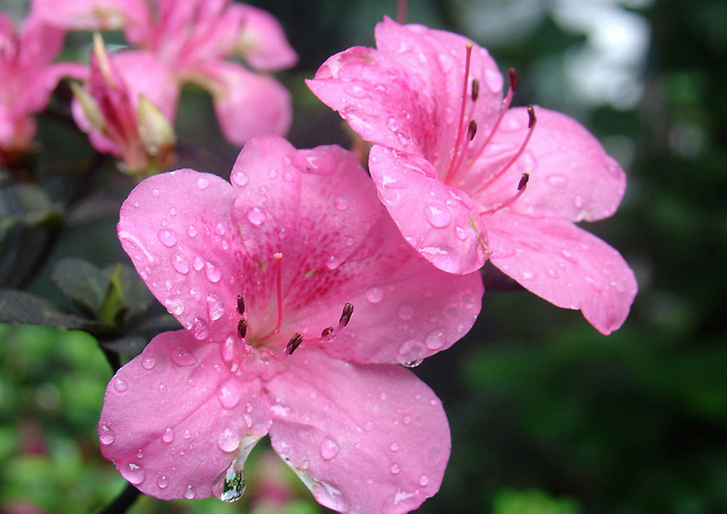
[456,0,652,111]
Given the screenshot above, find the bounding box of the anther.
[467,119,477,141]
[507,68,518,94]
[518,172,529,191]
[339,303,354,327]
[286,333,303,355]
[237,318,248,339]
[321,327,334,337]
[471,78,480,101]
[237,294,245,315]
[527,104,536,129]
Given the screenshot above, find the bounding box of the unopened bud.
[137,95,176,157]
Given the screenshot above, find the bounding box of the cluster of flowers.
[2,1,637,512]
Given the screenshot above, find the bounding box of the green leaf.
[100,336,148,359]
[97,264,126,327]
[493,489,580,514]
[0,290,87,329]
[51,258,106,317]
[105,263,154,324]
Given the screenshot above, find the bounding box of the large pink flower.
[103,134,483,512]
[37,0,296,146]
[0,8,84,164]
[307,17,637,334]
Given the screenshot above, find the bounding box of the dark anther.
[518,173,530,191]
[286,333,303,355]
[237,294,245,315]
[339,303,354,327]
[321,327,334,337]
[237,318,248,339]
[467,119,478,140]
[527,105,536,129]
[471,78,480,101]
[507,68,518,93]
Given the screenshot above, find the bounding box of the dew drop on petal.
[419,475,430,487]
[158,475,169,489]
[152,188,160,198]
[206,294,225,321]
[522,270,535,281]
[320,438,340,461]
[218,465,246,502]
[246,207,266,226]
[390,442,399,452]
[120,462,146,485]
[365,286,384,304]
[187,225,197,238]
[162,427,174,443]
[390,463,401,475]
[205,262,222,283]
[547,174,568,188]
[197,177,210,190]
[157,229,178,247]
[99,425,115,445]
[574,195,584,209]
[232,170,249,186]
[114,378,128,393]
[184,485,196,499]
[425,203,452,229]
[218,381,241,409]
[425,329,446,350]
[142,356,155,370]
[397,303,415,321]
[334,197,350,211]
[171,347,196,367]
[217,429,240,453]
[172,253,190,274]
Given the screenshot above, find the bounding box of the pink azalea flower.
[102,134,483,512]
[307,17,637,335]
[36,0,296,146]
[71,36,177,176]
[0,8,84,164]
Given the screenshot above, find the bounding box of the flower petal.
[198,61,292,146]
[99,330,271,500]
[470,107,627,222]
[267,349,450,514]
[369,145,488,274]
[232,4,298,71]
[118,169,242,342]
[33,0,151,37]
[486,211,637,334]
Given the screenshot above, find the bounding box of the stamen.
[469,105,537,198]
[472,78,480,101]
[397,0,408,24]
[479,172,529,216]
[443,43,474,185]
[238,318,248,339]
[468,120,478,141]
[293,302,355,348]
[237,294,245,315]
[272,252,284,334]
[286,333,303,355]
[321,327,334,337]
[339,303,354,327]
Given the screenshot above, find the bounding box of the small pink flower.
[307,17,637,334]
[72,36,177,175]
[36,0,296,146]
[102,134,483,512]
[0,8,84,164]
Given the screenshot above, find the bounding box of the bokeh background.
[1,0,726,513]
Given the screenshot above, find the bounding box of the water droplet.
[157,475,168,489]
[162,427,174,443]
[345,83,367,98]
[390,463,401,475]
[334,197,349,211]
[546,269,558,278]
[547,174,568,188]
[320,438,341,461]
[172,253,190,274]
[419,475,430,487]
[197,177,210,190]
[114,378,128,393]
[325,255,341,270]
[142,356,155,370]
[206,294,225,321]
[246,207,266,226]
[401,359,423,368]
[151,188,160,198]
[268,168,278,179]
[397,303,415,321]
[205,262,222,283]
[397,132,409,146]
[585,275,602,292]
[366,286,384,304]
[157,228,178,247]
[364,421,374,432]
[218,465,245,502]
[120,462,146,485]
[522,270,535,281]
[193,256,204,271]
[455,226,468,241]
[218,381,241,409]
[232,170,249,186]
[390,442,399,452]
[574,195,584,209]
[171,347,196,367]
[99,425,115,445]
[425,329,446,350]
[560,248,578,263]
[184,484,196,499]
[187,225,197,237]
[518,151,537,173]
[403,415,412,425]
[217,429,240,453]
[190,316,210,340]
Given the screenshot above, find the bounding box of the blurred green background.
[1,0,726,513]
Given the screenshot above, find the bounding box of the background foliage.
[1,0,726,513]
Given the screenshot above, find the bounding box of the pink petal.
[369,145,488,274]
[469,107,627,222]
[110,51,179,121]
[486,211,637,334]
[267,349,450,514]
[118,169,243,342]
[99,330,271,500]
[32,0,151,37]
[198,61,292,146]
[232,4,298,71]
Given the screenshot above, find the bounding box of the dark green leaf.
[97,264,126,327]
[0,289,87,329]
[51,258,105,316]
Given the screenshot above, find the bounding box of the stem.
[98,483,141,514]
